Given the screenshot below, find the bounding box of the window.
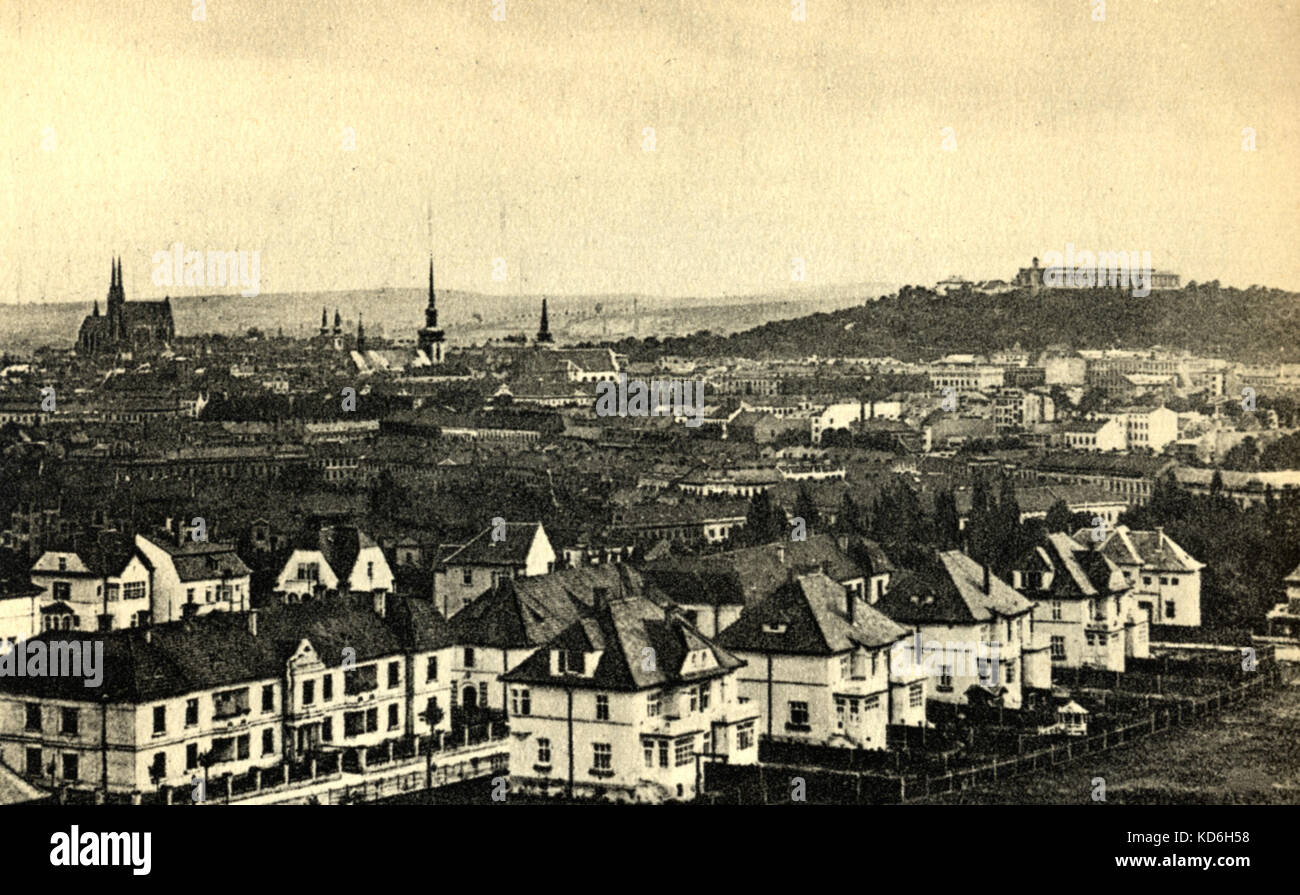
[698,683,710,711]
[835,696,846,730]
[737,721,755,750]
[1160,576,1169,586]
[593,743,612,772]
[1143,576,1152,586]
[839,655,851,678]
[344,665,378,695]
[297,562,319,581]
[262,685,274,713]
[1165,601,1176,619]
[788,701,809,729]
[559,650,584,675]
[658,740,669,768]
[689,688,698,712]
[388,661,400,689]
[367,561,374,580]
[213,687,250,720]
[63,753,79,781]
[344,708,379,737]
[302,680,315,706]
[58,557,67,571]
[938,666,953,691]
[388,703,399,730]
[862,695,879,712]
[123,582,146,601]
[151,752,166,779]
[462,568,473,586]
[674,737,693,767]
[153,706,166,735]
[61,708,78,736]
[185,698,199,726]
[106,583,120,602]
[478,681,489,706]
[537,738,551,765]
[262,729,275,755]
[237,734,250,760]
[53,582,70,601]
[510,687,531,716]
[1050,636,1066,661]
[1006,662,1016,684]
[463,648,475,668]
[186,743,198,769]
[643,739,655,768]
[25,703,40,732]
[322,718,333,742]
[426,656,438,682]
[322,674,333,702]
[25,748,41,776]
[646,692,660,717]
[595,694,609,720]
[1051,600,1062,621]
[909,682,924,708]
[1171,577,1180,586]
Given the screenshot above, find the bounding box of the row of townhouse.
[0,592,455,796]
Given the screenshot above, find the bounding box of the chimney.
[983,563,991,595]
[247,609,258,636]
[372,590,387,619]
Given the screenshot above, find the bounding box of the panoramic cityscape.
[1,0,1295,879]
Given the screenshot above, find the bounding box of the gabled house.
[877,551,1044,709]
[29,537,154,632]
[443,564,652,719]
[1013,533,1147,673]
[134,534,252,624]
[715,571,922,749]
[501,592,758,802]
[273,525,394,601]
[1074,524,1204,626]
[434,521,556,618]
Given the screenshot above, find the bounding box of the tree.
[1044,499,1074,533]
[932,489,961,548]
[793,485,820,532]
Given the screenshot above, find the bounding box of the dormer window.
[558,650,585,675]
[761,623,787,634]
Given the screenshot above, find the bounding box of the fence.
[703,666,1282,805]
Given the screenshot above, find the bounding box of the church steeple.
[319,306,329,337]
[356,313,366,353]
[333,308,342,335]
[535,298,554,345]
[417,256,446,365]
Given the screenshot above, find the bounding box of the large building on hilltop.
[77,257,175,354]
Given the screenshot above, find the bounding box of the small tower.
[417,257,446,364]
[356,313,366,354]
[535,298,554,345]
[319,306,330,337]
[333,309,342,336]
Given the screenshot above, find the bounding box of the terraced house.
[0,593,453,797]
[502,591,759,802]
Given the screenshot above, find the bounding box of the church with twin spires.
[77,257,175,354]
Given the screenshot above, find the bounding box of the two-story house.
[29,537,154,632]
[715,571,922,749]
[877,551,1041,709]
[501,592,758,802]
[134,533,252,624]
[1012,533,1147,673]
[434,521,556,618]
[1075,525,1204,626]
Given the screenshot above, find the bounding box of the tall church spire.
[536,298,554,345]
[417,256,446,365]
[426,257,438,329]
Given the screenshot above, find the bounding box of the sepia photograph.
[1,0,1296,878]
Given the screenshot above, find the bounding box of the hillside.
[605,284,1300,363]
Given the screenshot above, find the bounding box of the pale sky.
[2,0,1298,303]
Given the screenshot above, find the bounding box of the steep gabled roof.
[715,572,908,656]
[878,550,1031,624]
[501,594,743,691]
[438,522,543,568]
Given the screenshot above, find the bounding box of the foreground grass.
[920,664,1300,805]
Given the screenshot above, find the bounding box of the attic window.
[761,623,787,634]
